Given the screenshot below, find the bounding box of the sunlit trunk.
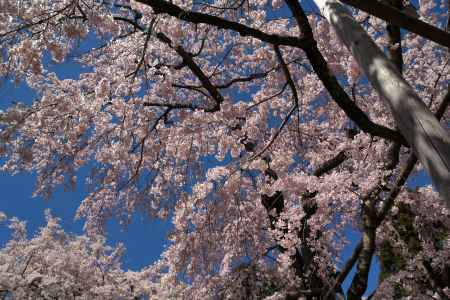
[313,0,450,206]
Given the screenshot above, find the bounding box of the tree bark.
[313,0,450,207]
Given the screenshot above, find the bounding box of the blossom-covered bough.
[0,0,449,299]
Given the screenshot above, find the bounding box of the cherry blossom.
[0,0,449,298]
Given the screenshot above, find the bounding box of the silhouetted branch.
[340,0,450,48]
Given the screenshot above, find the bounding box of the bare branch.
[340,0,450,48]
[324,241,363,299]
[142,101,198,110]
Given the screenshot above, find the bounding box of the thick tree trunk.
[313,0,450,207]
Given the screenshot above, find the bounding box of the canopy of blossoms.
[0,0,449,299]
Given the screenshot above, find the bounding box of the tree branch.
[384,0,404,171]
[313,150,348,177]
[284,0,408,146]
[339,0,450,48]
[142,101,198,110]
[155,32,225,112]
[136,0,314,48]
[324,240,363,299]
[347,188,378,299]
[136,0,408,146]
[273,45,301,108]
[215,71,270,89]
[250,104,297,160]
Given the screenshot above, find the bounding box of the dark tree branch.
[313,150,348,177]
[340,0,450,48]
[283,0,408,147]
[136,0,408,146]
[192,28,209,57]
[324,241,363,299]
[273,45,301,107]
[171,83,211,98]
[142,101,198,110]
[385,0,404,73]
[170,70,274,90]
[126,30,152,78]
[435,86,450,119]
[215,71,270,89]
[384,0,403,171]
[347,188,378,299]
[136,0,314,48]
[155,32,224,112]
[113,16,145,31]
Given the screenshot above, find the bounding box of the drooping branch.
[250,104,297,160]
[126,30,152,78]
[339,0,450,48]
[244,45,302,161]
[246,83,288,110]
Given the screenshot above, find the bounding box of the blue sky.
[0,33,171,271]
